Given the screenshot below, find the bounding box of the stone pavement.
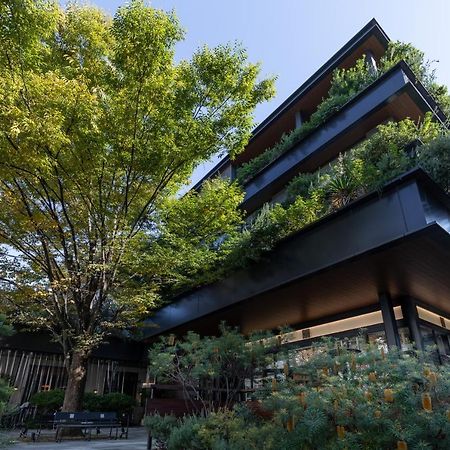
[7,427,149,449]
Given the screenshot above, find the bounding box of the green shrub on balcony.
[160,119,449,299]
[417,135,450,193]
[236,58,376,185]
[236,41,450,185]
[285,114,442,208]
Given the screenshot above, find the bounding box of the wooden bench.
[53,411,124,442]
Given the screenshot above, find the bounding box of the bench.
[53,411,125,442]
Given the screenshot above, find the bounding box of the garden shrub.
[144,413,178,444]
[0,316,12,447]
[146,334,450,450]
[30,389,135,414]
[30,389,64,414]
[285,113,441,207]
[82,392,135,414]
[148,324,276,414]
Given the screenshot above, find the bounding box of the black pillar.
[379,293,401,348]
[401,298,423,351]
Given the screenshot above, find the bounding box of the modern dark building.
[142,19,450,360]
[1,19,449,412]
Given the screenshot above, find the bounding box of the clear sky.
[63,0,450,184]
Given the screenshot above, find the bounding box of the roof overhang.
[193,19,391,189]
[143,169,450,339]
[235,18,390,165]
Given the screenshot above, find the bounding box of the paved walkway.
[7,427,149,449]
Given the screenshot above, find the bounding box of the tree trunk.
[62,350,88,411]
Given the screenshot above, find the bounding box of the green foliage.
[0,321,12,444]
[417,135,450,193]
[30,389,135,414]
[146,333,450,450]
[30,389,65,413]
[286,114,441,205]
[148,324,276,413]
[380,41,450,117]
[144,413,178,443]
[0,315,13,338]
[158,115,446,301]
[0,0,273,408]
[236,57,376,185]
[285,172,319,204]
[236,40,450,185]
[327,56,376,99]
[123,178,245,299]
[82,392,135,414]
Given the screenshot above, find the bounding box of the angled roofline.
[249,18,390,142]
[192,19,390,191]
[191,156,230,191]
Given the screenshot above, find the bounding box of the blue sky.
[64,0,450,183]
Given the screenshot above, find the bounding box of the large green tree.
[0,0,274,410]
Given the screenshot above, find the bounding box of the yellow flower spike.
[422,393,432,412]
[283,363,289,377]
[336,425,345,439]
[364,391,372,401]
[397,440,408,450]
[286,417,294,432]
[374,410,382,418]
[271,378,277,392]
[384,389,394,403]
[368,372,377,382]
[428,371,438,385]
[298,392,307,407]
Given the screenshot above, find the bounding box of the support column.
[379,293,401,348]
[295,111,303,129]
[401,298,424,351]
[364,49,378,76]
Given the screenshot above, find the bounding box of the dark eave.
[142,169,450,339]
[241,61,447,212]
